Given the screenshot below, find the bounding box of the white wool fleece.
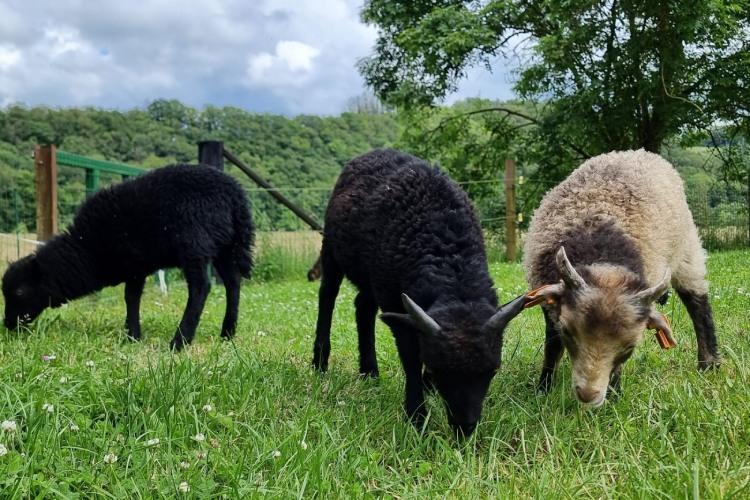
[523,149,709,295]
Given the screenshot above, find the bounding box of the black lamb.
[2,164,254,350]
[312,148,529,436]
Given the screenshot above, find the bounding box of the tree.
[359,0,750,169]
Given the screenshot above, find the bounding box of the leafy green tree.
[359,0,750,172]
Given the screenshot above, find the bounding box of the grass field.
[0,250,749,498]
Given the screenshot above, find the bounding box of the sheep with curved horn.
[524,149,719,407]
[312,148,530,436]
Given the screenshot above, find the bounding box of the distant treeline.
[0,99,745,237]
[0,99,399,232]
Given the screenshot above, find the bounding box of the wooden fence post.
[199,141,225,171]
[504,158,517,262]
[35,145,58,241]
[198,141,226,284]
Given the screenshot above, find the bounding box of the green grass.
[1,250,749,498]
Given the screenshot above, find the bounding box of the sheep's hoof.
[536,376,554,395]
[698,356,721,371]
[170,337,187,352]
[359,370,379,379]
[312,360,328,372]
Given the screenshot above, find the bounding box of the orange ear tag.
[524,285,556,308]
[654,313,673,350]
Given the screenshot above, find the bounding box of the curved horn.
[484,293,529,334]
[633,270,671,305]
[556,247,587,290]
[401,293,441,336]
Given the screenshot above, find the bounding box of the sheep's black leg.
[422,370,437,393]
[355,291,379,377]
[124,275,146,341]
[213,252,242,340]
[392,331,427,429]
[170,261,211,351]
[675,289,721,370]
[537,308,564,394]
[607,364,622,402]
[312,250,344,372]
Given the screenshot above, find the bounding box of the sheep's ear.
[380,312,415,333]
[524,283,565,308]
[484,293,529,335]
[395,293,441,336]
[647,310,677,349]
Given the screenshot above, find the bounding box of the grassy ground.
[0,250,749,498]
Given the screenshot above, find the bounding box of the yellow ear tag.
[525,285,556,308]
[654,313,673,350]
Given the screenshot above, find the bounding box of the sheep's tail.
[233,197,255,279]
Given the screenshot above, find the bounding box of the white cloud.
[0,0,514,115]
[0,45,22,72]
[246,41,321,88]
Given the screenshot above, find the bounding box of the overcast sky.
[0,0,515,116]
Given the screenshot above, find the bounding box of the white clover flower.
[85,360,95,368]
[146,438,160,446]
[196,451,207,459]
[103,453,118,464]
[42,403,54,413]
[300,440,308,450]
[257,330,266,337]
[1,420,17,433]
[59,376,69,383]
[14,373,22,379]
[178,482,190,493]
[272,450,281,458]
[180,461,190,469]
[69,423,80,432]
[0,444,7,457]
[192,433,205,442]
[202,404,213,413]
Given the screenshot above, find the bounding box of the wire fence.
[1,167,748,276]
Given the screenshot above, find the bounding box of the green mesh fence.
[0,154,35,273]
[688,190,749,250]
[1,160,747,280]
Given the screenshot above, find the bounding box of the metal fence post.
[86,168,100,197]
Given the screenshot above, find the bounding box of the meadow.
[0,248,749,498]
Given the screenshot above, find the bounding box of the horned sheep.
[523,149,720,406]
[312,148,529,436]
[2,164,255,350]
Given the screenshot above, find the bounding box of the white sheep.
[523,149,720,406]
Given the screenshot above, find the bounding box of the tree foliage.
[0,101,399,233]
[360,0,750,175]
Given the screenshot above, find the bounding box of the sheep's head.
[527,247,674,407]
[2,255,50,329]
[381,293,529,436]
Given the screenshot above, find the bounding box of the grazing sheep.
[312,148,529,435]
[523,149,720,406]
[2,164,254,351]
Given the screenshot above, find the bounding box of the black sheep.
[2,164,254,350]
[312,148,529,436]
